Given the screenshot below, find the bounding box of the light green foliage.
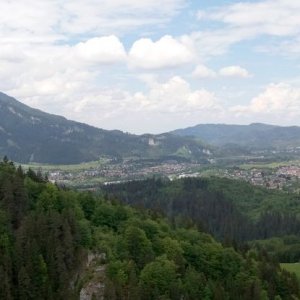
[160,237,185,267]
[124,226,153,268]
[139,255,178,299]
[281,263,300,281]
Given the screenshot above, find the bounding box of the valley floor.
[23,157,300,193]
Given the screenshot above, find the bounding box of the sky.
[1,0,300,134]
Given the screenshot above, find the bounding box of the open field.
[281,263,300,280]
[20,160,108,172]
[240,160,300,170]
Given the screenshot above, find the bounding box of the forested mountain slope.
[102,177,300,243]
[0,92,209,164]
[1,158,299,299]
[172,123,300,149]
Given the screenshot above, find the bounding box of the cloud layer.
[0,0,300,133]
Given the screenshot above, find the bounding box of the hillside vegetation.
[102,177,300,243]
[1,158,299,299]
[0,92,209,164]
[172,123,300,150]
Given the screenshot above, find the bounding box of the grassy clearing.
[240,160,300,170]
[20,159,110,172]
[281,263,300,280]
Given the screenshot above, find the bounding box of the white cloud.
[12,75,221,133]
[60,0,185,35]
[201,0,300,37]
[231,83,300,123]
[258,36,300,58]
[219,66,251,78]
[1,0,300,133]
[133,76,219,112]
[192,65,216,79]
[193,0,300,58]
[74,36,127,64]
[0,45,26,62]
[0,35,128,99]
[129,35,195,69]
[189,28,257,59]
[0,0,185,43]
[192,65,250,79]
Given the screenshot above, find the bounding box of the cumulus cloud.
[231,83,300,123]
[192,65,250,79]
[23,76,221,133]
[192,65,217,79]
[129,35,194,69]
[1,35,128,98]
[2,0,300,132]
[132,76,219,112]
[73,36,127,64]
[219,66,251,78]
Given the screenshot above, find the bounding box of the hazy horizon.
[2,89,300,135]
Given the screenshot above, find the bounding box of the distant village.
[47,161,202,186]
[45,158,300,192]
[223,165,300,191]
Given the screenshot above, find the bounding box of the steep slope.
[0,92,209,164]
[172,123,300,149]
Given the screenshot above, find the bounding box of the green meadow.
[281,263,300,280]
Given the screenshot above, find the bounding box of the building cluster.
[47,161,201,185]
[224,165,300,190]
[45,160,300,192]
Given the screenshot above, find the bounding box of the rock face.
[80,278,105,300]
[79,253,107,300]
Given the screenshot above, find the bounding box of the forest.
[102,177,300,261]
[0,157,300,299]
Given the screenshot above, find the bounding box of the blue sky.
[0,0,300,133]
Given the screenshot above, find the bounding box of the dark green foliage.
[124,226,153,268]
[251,236,300,263]
[0,158,299,299]
[102,177,300,242]
[0,158,82,299]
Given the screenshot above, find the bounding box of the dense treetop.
[0,158,299,299]
[102,177,300,242]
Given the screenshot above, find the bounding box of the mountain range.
[1,91,300,164]
[172,123,300,150]
[0,92,208,164]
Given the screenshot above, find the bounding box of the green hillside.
[172,123,300,150]
[1,158,299,299]
[0,92,209,164]
[102,177,300,243]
